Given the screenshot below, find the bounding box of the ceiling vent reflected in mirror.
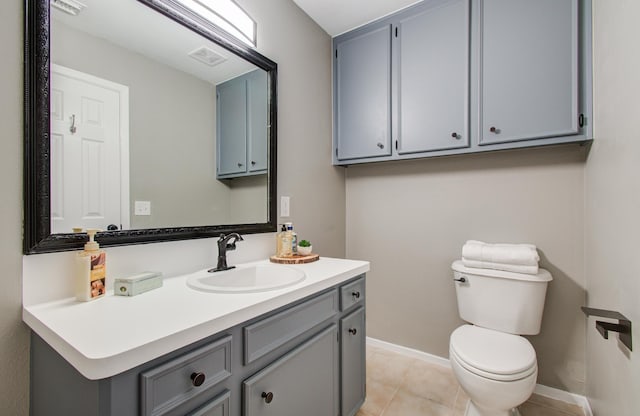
[175,0,257,47]
[188,46,227,67]
[51,0,86,16]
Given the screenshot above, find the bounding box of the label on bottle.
[89,252,106,298]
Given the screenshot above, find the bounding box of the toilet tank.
[451,260,552,335]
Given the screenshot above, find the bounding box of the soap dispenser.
[75,229,107,301]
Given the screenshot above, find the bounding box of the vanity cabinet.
[332,0,591,165]
[30,275,366,416]
[242,326,339,416]
[216,69,268,179]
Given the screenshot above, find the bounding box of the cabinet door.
[216,77,247,176]
[480,0,579,144]
[247,70,268,173]
[396,0,470,154]
[335,25,392,161]
[341,307,365,416]
[243,325,339,416]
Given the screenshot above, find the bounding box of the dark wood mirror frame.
[24,0,277,254]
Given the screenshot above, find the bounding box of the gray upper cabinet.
[396,0,470,154]
[335,25,392,161]
[217,70,268,178]
[332,0,592,165]
[479,0,579,145]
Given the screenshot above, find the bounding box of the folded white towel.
[461,258,539,275]
[462,240,539,267]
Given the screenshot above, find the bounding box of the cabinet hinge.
[579,113,586,128]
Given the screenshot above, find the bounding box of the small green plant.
[299,239,311,247]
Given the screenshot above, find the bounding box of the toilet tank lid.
[451,260,552,282]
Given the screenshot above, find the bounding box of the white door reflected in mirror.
[50,64,130,234]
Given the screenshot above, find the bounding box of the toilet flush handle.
[453,276,467,283]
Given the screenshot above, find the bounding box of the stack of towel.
[462,240,540,275]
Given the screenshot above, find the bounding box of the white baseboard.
[366,336,592,416]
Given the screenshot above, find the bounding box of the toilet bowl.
[449,325,537,416]
[448,260,551,416]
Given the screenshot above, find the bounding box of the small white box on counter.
[114,272,163,296]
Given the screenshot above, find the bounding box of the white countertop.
[23,257,369,380]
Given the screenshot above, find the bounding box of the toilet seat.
[450,325,537,382]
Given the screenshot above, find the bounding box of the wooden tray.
[269,253,320,264]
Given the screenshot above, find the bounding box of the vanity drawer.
[340,276,365,311]
[141,336,232,416]
[244,289,338,364]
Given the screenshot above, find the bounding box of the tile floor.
[357,344,586,416]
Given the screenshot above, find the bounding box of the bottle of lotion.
[76,229,107,301]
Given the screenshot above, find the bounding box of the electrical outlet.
[280,196,290,217]
[134,200,151,216]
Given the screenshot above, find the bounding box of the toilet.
[449,260,552,416]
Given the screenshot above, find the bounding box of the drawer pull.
[348,328,357,335]
[261,391,274,404]
[352,291,360,300]
[190,372,206,387]
[489,126,500,134]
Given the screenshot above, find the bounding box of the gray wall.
[586,1,640,414]
[52,21,268,229]
[0,1,30,414]
[345,146,588,393]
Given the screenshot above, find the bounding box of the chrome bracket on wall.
[581,307,632,351]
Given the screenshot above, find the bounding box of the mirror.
[24,0,277,253]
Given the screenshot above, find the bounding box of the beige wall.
[346,145,588,393]
[0,1,30,414]
[238,0,346,256]
[586,1,640,414]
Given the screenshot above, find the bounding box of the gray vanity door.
[340,307,366,416]
[335,25,392,161]
[247,70,268,173]
[479,0,579,145]
[396,0,470,154]
[243,325,339,416]
[217,77,247,176]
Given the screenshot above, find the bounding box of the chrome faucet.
[209,233,244,273]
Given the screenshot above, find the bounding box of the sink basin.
[186,264,306,293]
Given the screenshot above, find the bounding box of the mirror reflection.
[50,0,269,234]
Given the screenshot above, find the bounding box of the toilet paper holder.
[581,306,632,351]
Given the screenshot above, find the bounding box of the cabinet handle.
[352,291,360,300]
[238,162,244,167]
[251,161,256,166]
[261,391,274,404]
[451,132,459,139]
[376,142,384,149]
[190,372,206,387]
[489,126,500,134]
[348,328,357,335]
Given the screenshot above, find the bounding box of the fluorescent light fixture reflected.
[50,0,86,16]
[175,0,256,47]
